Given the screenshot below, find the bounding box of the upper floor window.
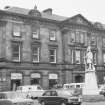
[32,27,40,39]
[70,31,75,43]
[12,42,21,62]
[13,24,21,37]
[93,52,97,65]
[103,38,105,47]
[70,31,85,44]
[49,30,56,41]
[75,50,81,64]
[49,49,56,63]
[103,53,105,64]
[80,32,85,43]
[75,31,80,43]
[91,35,96,45]
[32,46,40,62]
[71,49,74,64]
[83,51,86,64]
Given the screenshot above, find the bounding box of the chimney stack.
[43,8,52,15]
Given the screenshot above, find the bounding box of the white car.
[16,85,45,99]
[0,92,35,105]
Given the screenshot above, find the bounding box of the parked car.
[63,83,84,89]
[98,84,105,96]
[0,92,34,105]
[16,85,45,99]
[38,90,82,105]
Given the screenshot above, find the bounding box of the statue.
[85,46,94,70]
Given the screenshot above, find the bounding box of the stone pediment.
[63,14,92,26]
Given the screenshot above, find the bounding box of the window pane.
[32,31,39,39]
[91,35,96,45]
[70,32,75,42]
[75,50,80,64]
[49,49,56,63]
[50,56,54,62]
[12,43,20,61]
[76,31,80,43]
[103,54,105,63]
[50,50,54,55]
[12,44,19,52]
[32,47,39,62]
[50,30,56,40]
[13,24,21,36]
[32,27,39,39]
[80,32,84,43]
[103,38,105,47]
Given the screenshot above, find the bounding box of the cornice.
[0,10,60,25]
[1,10,105,33]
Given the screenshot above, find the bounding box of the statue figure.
[85,46,93,70]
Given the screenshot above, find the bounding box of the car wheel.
[61,102,66,105]
[77,102,81,105]
[41,101,45,105]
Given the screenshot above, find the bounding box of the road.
[34,100,105,105]
[82,102,105,105]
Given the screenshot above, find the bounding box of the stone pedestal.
[83,69,99,95]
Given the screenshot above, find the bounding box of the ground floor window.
[30,73,41,85]
[49,73,58,89]
[75,75,83,83]
[11,79,21,90]
[11,73,22,91]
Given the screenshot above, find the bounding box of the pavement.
[34,100,105,105]
[82,102,105,105]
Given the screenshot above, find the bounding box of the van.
[17,85,43,92]
[16,85,45,99]
[63,83,84,89]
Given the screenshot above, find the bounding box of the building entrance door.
[11,79,21,90]
[31,78,40,85]
[11,73,22,91]
[49,79,57,89]
[48,73,58,89]
[75,75,83,83]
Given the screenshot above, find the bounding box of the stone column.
[23,70,30,85]
[42,75,48,89]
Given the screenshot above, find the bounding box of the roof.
[1,6,105,30]
[3,6,67,21]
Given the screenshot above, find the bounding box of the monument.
[83,46,99,95]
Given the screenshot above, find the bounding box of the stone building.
[0,6,105,91]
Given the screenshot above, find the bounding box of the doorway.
[11,79,21,91]
[75,75,83,83]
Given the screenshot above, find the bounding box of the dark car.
[38,90,82,105]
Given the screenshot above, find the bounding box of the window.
[32,27,39,39]
[91,35,96,45]
[12,42,21,61]
[93,52,97,65]
[103,38,105,47]
[83,51,86,64]
[80,32,84,43]
[49,30,56,41]
[103,53,105,63]
[13,24,21,37]
[75,50,81,64]
[32,46,40,62]
[71,49,74,64]
[75,31,80,43]
[70,31,75,43]
[49,49,56,63]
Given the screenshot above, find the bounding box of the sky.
[0,0,105,23]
